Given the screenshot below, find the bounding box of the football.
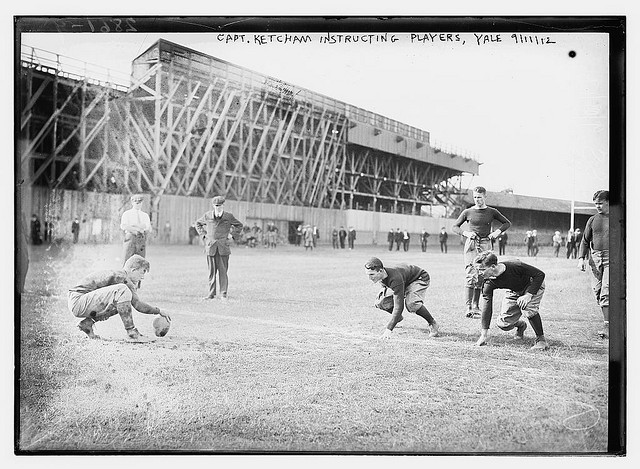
[374,293,395,313]
[153,315,171,337]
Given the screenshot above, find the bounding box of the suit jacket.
[195,211,243,256]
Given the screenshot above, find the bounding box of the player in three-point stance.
[578,190,610,339]
[68,254,170,342]
[365,257,440,340]
[452,186,511,319]
[473,251,549,350]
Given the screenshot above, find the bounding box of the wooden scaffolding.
[18,39,480,227]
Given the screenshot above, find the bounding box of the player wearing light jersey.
[452,187,511,318]
[68,254,170,342]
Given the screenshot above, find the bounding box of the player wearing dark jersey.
[578,190,610,339]
[365,257,440,339]
[473,251,549,350]
[452,187,511,318]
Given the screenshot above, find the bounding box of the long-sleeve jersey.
[481,260,545,307]
[69,270,160,315]
[480,260,545,321]
[381,264,430,317]
[579,213,609,258]
[452,206,511,238]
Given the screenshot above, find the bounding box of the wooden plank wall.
[21,186,458,246]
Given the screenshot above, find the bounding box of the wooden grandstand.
[18,39,480,227]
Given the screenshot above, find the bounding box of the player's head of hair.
[474,251,498,267]
[364,257,384,271]
[593,190,609,202]
[473,186,487,194]
[124,254,150,272]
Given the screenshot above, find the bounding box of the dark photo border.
[13,16,626,456]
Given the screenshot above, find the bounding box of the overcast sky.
[21,29,610,203]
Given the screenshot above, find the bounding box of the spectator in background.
[402,229,411,252]
[120,194,151,265]
[573,228,583,259]
[552,231,563,257]
[30,214,42,245]
[387,229,395,251]
[71,217,80,244]
[439,227,448,253]
[531,230,539,257]
[332,227,339,249]
[524,231,534,257]
[313,225,320,248]
[348,226,357,250]
[497,231,508,256]
[339,226,347,249]
[251,223,262,247]
[296,224,303,247]
[49,218,57,242]
[566,229,575,259]
[268,222,279,248]
[394,228,403,251]
[163,221,172,244]
[303,224,314,251]
[420,229,430,252]
[189,224,199,245]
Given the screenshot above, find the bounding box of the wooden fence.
[23,187,557,248]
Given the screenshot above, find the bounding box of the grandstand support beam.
[20,80,83,168]
[20,40,476,216]
[21,75,50,131]
[239,97,279,200]
[52,89,112,189]
[186,89,237,196]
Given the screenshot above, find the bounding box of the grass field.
[17,241,609,454]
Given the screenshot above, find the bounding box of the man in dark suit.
[338,226,347,249]
[195,196,244,300]
[387,229,395,251]
[439,227,448,253]
[394,228,403,251]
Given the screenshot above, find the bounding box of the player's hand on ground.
[516,293,532,310]
[577,258,585,271]
[380,329,393,340]
[475,331,488,346]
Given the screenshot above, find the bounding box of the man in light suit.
[120,194,151,265]
[195,196,244,300]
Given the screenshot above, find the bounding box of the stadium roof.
[461,191,596,216]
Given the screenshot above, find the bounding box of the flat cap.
[211,196,226,205]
